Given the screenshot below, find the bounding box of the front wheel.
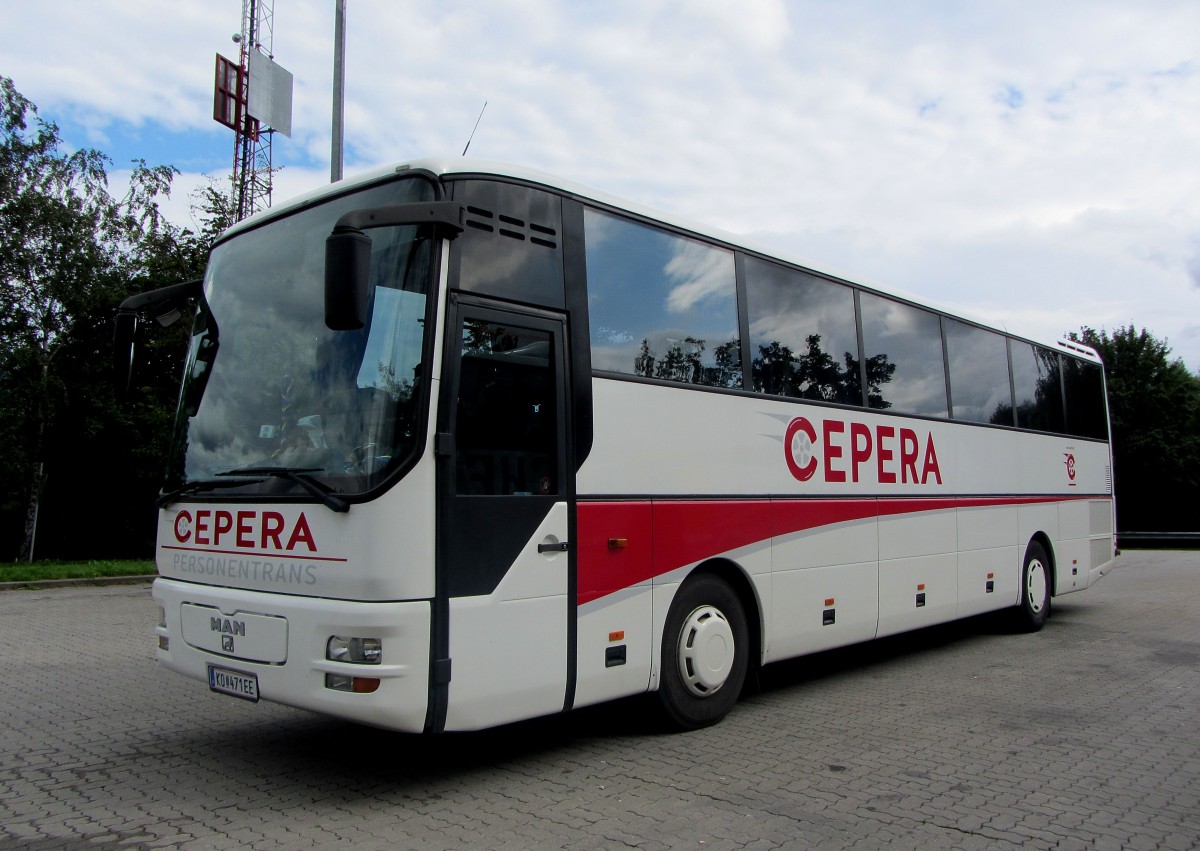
[1014,541,1052,632]
[658,575,749,730]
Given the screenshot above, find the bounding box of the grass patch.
[0,559,155,584]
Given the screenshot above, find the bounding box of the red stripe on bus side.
[575,501,656,607]
[575,495,1097,606]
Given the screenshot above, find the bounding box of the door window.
[454,319,559,496]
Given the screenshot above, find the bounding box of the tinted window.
[1011,342,1065,432]
[944,319,1014,425]
[1063,357,1108,439]
[859,292,948,417]
[455,320,558,496]
[452,180,565,308]
[744,257,861,405]
[584,208,741,388]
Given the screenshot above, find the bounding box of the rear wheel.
[658,575,749,730]
[1015,541,1052,631]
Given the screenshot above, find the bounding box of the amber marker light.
[325,673,381,693]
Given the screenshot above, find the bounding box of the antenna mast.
[232,0,275,221]
[213,2,291,221]
[462,101,487,156]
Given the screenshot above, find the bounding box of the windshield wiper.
[156,477,267,509]
[219,467,351,513]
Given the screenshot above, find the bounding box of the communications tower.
[214,0,293,221]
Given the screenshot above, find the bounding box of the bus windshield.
[168,175,438,500]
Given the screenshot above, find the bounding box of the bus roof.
[223,156,1102,365]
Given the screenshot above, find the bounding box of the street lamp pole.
[331,0,346,182]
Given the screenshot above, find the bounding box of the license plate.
[208,664,259,702]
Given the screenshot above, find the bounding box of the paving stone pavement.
[0,550,1197,850]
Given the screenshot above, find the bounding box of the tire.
[1015,541,1052,632]
[658,575,750,730]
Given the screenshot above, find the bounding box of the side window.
[584,208,741,388]
[455,319,558,496]
[1011,341,1065,433]
[859,292,948,417]
[1063,357,1109,439]
[743,257,861,405]
[944,319,1014,425]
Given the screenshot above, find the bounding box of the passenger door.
[432,298,573,731]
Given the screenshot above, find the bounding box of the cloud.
[995,85,1026,109]
[1187,241,1200,290]
[664,241,735,314]
[8,0,1200,372]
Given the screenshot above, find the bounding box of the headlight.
[326,635,382,664]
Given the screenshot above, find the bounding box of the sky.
[5,0,1200,370]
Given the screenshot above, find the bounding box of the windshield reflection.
[169,177,436,498]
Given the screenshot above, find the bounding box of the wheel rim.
[677,604,735,697]
[1026,558,1048,613]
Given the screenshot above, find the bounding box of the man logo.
[222,635,235,652]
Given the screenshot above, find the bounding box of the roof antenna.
[462,101,488,156]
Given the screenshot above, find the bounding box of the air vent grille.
[464,205,558,249]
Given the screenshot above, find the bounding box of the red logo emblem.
[785,417,819,482]
[1064,453,1076,483]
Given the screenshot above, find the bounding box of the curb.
[0,575,157,592]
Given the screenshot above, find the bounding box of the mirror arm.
[331,201,465,236]
[113,278,204,400]
[117,278,204,316]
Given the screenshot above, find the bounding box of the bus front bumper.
[153,578,432,733]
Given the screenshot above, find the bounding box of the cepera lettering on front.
[785,416,942,486]
[172,508,318,552]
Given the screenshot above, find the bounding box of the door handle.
[537,541,569,553]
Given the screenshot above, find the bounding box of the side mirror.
[324,226,372,330]
[324,201,464,331]
[112,278,203,400]
[113,311,139,399]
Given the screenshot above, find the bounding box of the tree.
[1070,326,1200,532]
[656,337,705,383]
[0,77,199,559]
[709,338,742,389]
[753,340,799,396]
[795,334,842,401]
[634,338,655,377]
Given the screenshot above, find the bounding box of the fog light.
[326,635,382,664]
[158,636,169,651]
[325,673,380,693]
[157,605,166,628]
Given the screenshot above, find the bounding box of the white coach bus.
[118,158,1115,732]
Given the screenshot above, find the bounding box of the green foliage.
[1070,326,1200,531]
[0,77,229,560]
[751,334,892,407]
[0,559,155,584]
